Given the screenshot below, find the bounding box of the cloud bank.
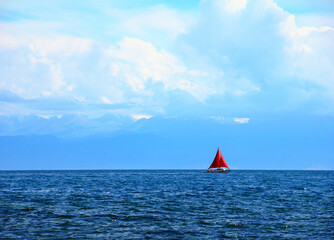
[0,0,333,119]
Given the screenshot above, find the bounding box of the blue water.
[0,170,333,239]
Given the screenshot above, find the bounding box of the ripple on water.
[0,170,333,239]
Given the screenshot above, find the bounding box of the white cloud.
[101,96,113,104]
[0,34,93,99]
[42,91,52,97]
[0,0,333,117]
[29,36,92,57]
[0,33,20,49]
[28,53,66,92]
[132,114,153,120]
[280,15,334,53]
[66,85,75,91]
[180,0,334,113]
[120,6,195,39]
[279,13,334,99]
[234,118,250,124]
[106,37,213,100]
[224,0,247,14]
[38,115,50,119]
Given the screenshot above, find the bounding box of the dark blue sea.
[0,170,333,239]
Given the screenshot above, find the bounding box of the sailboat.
[205,148,230,173]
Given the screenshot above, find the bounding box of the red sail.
[219,151,229,169]
[209,149,220,169]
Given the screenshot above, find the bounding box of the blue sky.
[0,0,333,170]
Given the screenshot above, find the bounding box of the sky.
[0,0,333,170]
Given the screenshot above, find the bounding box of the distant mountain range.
[0,114,333,170]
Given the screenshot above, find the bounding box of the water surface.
[0,170,333,239]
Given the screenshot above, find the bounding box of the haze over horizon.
[0,0,333,170]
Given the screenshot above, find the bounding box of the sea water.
[0,170,333,239]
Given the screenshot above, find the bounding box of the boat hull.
[203,169,230,173]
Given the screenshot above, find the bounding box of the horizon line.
[0,169,333,171]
